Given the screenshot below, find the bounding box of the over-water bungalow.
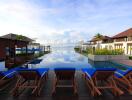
[0,33,34,68]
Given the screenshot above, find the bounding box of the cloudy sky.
[0,0,132,46]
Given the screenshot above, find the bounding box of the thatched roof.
[0,33,33,42]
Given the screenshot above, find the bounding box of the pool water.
[0,61,6,71]
[26,47,129,70]
[88,60,128,70]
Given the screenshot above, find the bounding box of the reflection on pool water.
[0,61,6,71]
[27,47,129,70]
[27,47,92,70]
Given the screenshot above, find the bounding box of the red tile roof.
[112,28,132,38]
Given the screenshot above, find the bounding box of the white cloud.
[0,0,132,46]
[0,0,60,40]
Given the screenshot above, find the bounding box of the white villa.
[82,28,132,55]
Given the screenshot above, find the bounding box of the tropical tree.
[16,35,24,40]
[94,33,103,39]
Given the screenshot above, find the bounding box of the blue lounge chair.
[0,67,23,90]
[82,68,123,96]
[12,68,49,96]
[52,68,77,95]
[114,68,132,93]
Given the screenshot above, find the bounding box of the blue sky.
[0,0,132,45]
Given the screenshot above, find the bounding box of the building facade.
[112,28,132,55]
[82,28,132,55]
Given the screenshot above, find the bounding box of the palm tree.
[16,35,24,40]
[94,33,103,39]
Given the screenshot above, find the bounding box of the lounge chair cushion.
[0,67,23,78]
[82,68,116,78]
[115,68,132,78]
[37,68,49,76]
[96,68,116,71]
[54,68,75,71]
[18,68,48,77]
[82,68,96,78]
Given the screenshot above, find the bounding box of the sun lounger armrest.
[115,71,131,84]
[1,71,16,80]
[85,72,92,79]
[115,71,124,77]
[41,71,46,78]
[85,71,97,88]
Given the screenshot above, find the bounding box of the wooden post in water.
[44,46,45,53]
[48,45,50,52]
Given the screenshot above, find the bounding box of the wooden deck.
[0,71,132,100]
[114,60,132,67]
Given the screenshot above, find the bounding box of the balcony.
[114,38,126,42]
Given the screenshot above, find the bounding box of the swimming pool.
[25,47,130,70]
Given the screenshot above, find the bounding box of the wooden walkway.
[0,71,132,100]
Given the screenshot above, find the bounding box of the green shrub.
[75,47,124,55]
[85,48,92,54]
[74,47,81,52]
[94,48,124,55]
[129,56,132,60]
